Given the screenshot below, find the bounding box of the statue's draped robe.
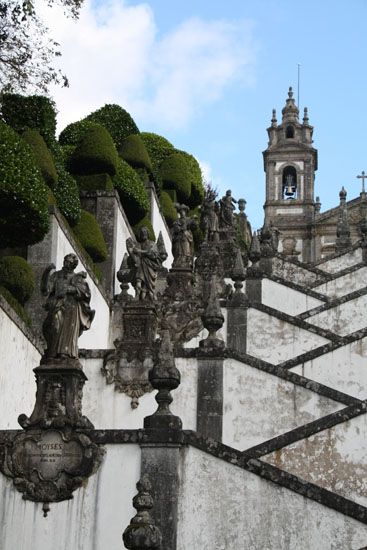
[172,220,194,267]
[43,269,94,359]
[133,240,161,296]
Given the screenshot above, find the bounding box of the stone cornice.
[298,285,367,320]
[309,261,367,288]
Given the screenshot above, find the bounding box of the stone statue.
[126,226,165,300]
[219,190,237,227]
[171,204,197,269]
[201,187,220,242]
[41,253,95,361]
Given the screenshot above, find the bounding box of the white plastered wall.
[113,204,134,297]
[261,278,323,315]
[150,190,173,268]
[222,359,343,450]
[177,446,367,550]
[317,248,363,273]
[263,413,367,508]
[313,266,367,298]
[0,305,41,429]
[290,337,367,400]
[246,308,330,364]
[307,293,367,336]
[0,444,140,550]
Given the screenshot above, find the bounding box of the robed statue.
[219,189,237,227]
[41,253,95,361]
[171,204,197,269]
[122,226,166,301]
[201,187,220,243]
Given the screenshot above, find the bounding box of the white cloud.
[36,0,256,132]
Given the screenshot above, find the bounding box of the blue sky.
[42,0,367,228]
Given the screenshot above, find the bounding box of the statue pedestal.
[165,267,194,301]
[103,301,158,408]
[18,358,93,430]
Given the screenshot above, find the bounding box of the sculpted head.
[139,226,149,242]
[63,253,78,271]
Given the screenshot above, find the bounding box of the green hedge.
[51,143,81,226]
[160,152,191,202]
[113,158,149,225]
[22,129,58,187]
[160,191,177,226]
[59,144,76,170]
[140,132,175,169]
[0,286,31,326]
[58,120,101,147]
[69,124,118,176]
[1,94,57,147]
[72,210,108,263]
[176,150,204,208]
[86,104,139,148]
[132,217,155,242]
[0,121,49,248]
[119,134,152,171]
[76,173,114,191]
[0,256,35,305]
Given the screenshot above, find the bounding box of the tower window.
[286,125,294,138]
[282,166,297,199]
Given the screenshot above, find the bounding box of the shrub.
[176,150,204,208]
[72,210,108,263]
[69,124,118,176]
[76,173,114,192]
[113,158,149,225]
[1,94,57,147]
[0,286,31,326]
[140,132,175,169]
[159,191,177,226]
[0,121,49,248]
[59,144,76,170]
[132,216,155,242]
[22,129,58,187]
[160,152,191,202]
[51,144,81,226]
[119,134,152,171]
[86,104,139,148]
[58,120,101,147]
[0,256,35,305]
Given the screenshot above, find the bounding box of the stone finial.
[200,277,225,350]
[122,475,162,550]
[303,107,309,124]
[144,328,182,430]
[231,248,248,306]
[238,198,247,214]
[315,196,321,214]
[339,186,347,203]
[336,187,351,251]
[156,231,168,264]
[249,231,261,264]
[271,109,277,127]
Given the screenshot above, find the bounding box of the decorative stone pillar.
[197,278,225,441]
[141,329,183,550]
[246,231,262,303]
[227,248,248,354]
[123,476,162,550]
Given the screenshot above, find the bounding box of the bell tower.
[263,87,318,262]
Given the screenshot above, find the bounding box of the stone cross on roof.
[357,170,367,193]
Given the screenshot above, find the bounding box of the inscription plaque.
[0,428,104,503]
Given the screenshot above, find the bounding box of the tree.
[0,1,84,94]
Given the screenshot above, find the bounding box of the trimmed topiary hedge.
[1,94,57,147]
[160,152,191,202]
[0,121,49,248]
[132,216,155,242]
[0,256,35,305]
[176,150,204,208]
[140,132,175,169]
[22,129,58,187]
[86,104,139,148]
[76,173,114,192]
[0,285,31,326]
[72,210,108,263]
[113,158,149,225]
[159,191,178,226]
[58,120,101,147]
[69,124,118,177]
[50,143,81,226]
[119,134,152,171]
